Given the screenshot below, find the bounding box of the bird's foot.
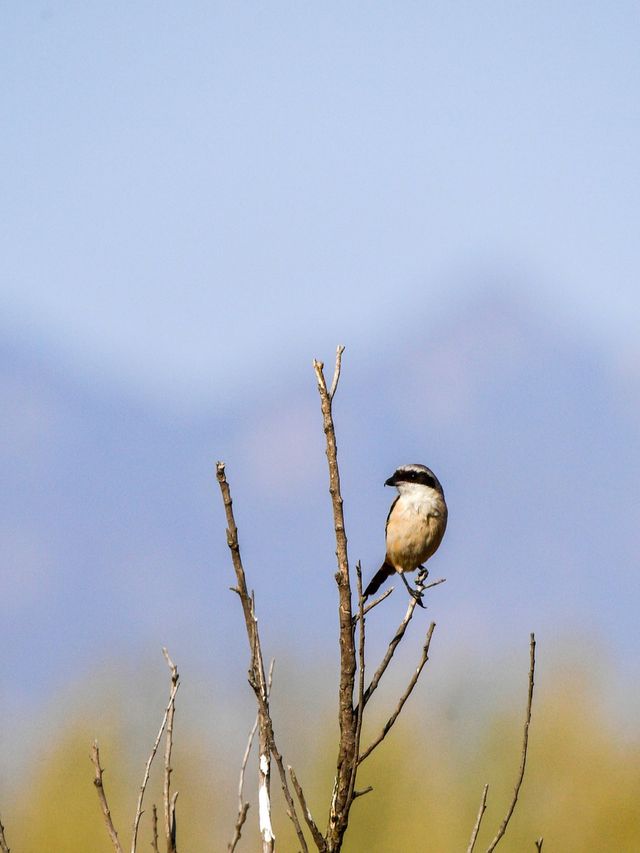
[416,565,429,587]
[409,587,426,608]
[400,572,427,608]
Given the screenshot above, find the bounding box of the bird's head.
[385,463,444,497]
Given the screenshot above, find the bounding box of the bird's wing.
[385,495,399,536]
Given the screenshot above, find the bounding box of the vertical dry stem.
[152,805,159,853]
[90,741,124,853]
[346,563,366,806]
[313,348,357,851]
[216,462,307,853]
[162,648,179,853]
[131,651,180,853]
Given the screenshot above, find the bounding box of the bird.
[364,463,448,606]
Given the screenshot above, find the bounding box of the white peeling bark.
[258,751,275,850]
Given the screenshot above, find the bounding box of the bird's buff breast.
[385,499,447,573]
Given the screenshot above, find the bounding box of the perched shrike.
[364,464,448,605]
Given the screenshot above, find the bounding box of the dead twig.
[485,633,536,853]
[216,462,307,853]
[90,741,124,853]
[358,622,436,764]
[131,650,181,853]
[352,586,394,625]
[535,839,543,852]
[162,648,179,853]
[328,345,345,400]
[466,784,489,853]
[352,786,373,799]
[363,586,394,614]
[289,766,327,852]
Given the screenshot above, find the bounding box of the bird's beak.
[384,475,396,487]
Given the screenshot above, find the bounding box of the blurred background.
[1,2,639,850]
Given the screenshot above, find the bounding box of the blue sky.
[2,2,639,411]
[1,4,640,787]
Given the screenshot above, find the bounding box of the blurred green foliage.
[4,667,639,852]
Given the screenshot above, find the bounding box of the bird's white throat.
[395,483,443,516]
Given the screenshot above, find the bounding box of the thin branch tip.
[466,783,489,853]
[484,633,537,852]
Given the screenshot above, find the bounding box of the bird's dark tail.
[363,562,396,598]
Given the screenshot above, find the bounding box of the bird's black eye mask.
[388,468,439,490]
[406,471,437,488]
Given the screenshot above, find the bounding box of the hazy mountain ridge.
[2,291,638,708]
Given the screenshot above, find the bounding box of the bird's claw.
[409,588,426,608]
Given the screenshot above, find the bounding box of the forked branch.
[131,650,180,853]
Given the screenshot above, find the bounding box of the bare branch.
[466,784,489,853]
[251,598,307,852]
[313,351,357,850]
[359,622,436,765]
[229,659,274,853]
[289,766,327,852]
[151,805,159,853]
[423,577,446,590]
[535,839,544,852]
[230,694,259,852]
[268,737,307,852]
[161,648,179,853]
[345,564,366,809]
[352,586,394,624]
[90,741,124,853]
[485,633,537,853]
[0,814,11,853]
[352,786,373,799]
[131,651,181,853]
[227,658,275,853]
[216,463,307,853]
[359,567,428,712]
[328,345,345,400]
[228,804,249,853]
